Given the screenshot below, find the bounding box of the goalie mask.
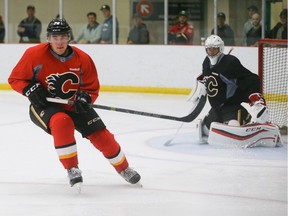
[205,35,224,65]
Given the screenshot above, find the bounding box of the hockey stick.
[46,94,206,123]
[164,81,207,145]
[227,47,234,55]
[164,122,186,146]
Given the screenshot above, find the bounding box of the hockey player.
[198,35,270,144]
[8,18,141,190]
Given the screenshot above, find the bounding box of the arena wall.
[0,44,258,94]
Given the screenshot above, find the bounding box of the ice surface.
[0,91,287,216]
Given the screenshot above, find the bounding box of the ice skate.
[119,167,142,186]
[67,166,83,192]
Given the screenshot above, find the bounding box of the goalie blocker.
[207,122,281,148]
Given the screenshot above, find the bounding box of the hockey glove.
[187,80,207,103]
[248,93,266,106]
[23,82,48,108]
[73,90,92,113]
[241,93,269,124]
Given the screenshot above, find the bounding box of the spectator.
[71,12,101,44]
[99,4,119,44]
[211,12,235,46]
[246,13,263,46]
[168,10,194,45]
[0,15,5,43]
[269,9,287,39]
[242,5,258,46]
[17,5,41,43]
[127,14,149,44]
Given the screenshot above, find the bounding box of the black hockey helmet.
[47,18,71,36]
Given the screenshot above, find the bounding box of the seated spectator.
[168,10,194,45]
[242,5,258,46]
[269,9,287,39]
[71,12,101,44]
[246,13,264,46]
[211,12,235,46]
[127,14,149,44]
[0,15,5,43]
[17,5,41,43]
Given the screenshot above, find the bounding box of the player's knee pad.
[49,112,74,132]
[49,112,76,147]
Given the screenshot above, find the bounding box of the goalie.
[195,35,280,148]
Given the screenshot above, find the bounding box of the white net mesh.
[260,40,287,128]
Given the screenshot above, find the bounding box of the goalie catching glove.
[73,90,92,113]
[23,82,48,108]
[241,93,269,124]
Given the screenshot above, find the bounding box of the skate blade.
[134,181,143,188]
[72,182,82,193]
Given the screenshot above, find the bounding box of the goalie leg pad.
[208,122,281,148]
[196,119,209,144]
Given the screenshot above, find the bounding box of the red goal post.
[258,39,287,129]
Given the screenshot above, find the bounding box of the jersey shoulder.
[25,43,49,54]
[220,54,241,65]
[222,54,238,61]
[20,43,49,61]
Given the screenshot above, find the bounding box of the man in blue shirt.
[99,4,119,44]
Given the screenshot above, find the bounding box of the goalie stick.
[46,94,206,122]
[164,80,207,146]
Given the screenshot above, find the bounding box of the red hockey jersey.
[168,22,194,45]
[8,43,100,111]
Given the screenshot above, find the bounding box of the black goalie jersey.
[202,54,260,108]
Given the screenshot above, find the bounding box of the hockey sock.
[88,129,129,172]
[49,112,78,169]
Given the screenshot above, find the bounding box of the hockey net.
[258,39,287,132]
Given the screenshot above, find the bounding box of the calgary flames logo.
[203,75,218,97]
[46,72,79,99]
